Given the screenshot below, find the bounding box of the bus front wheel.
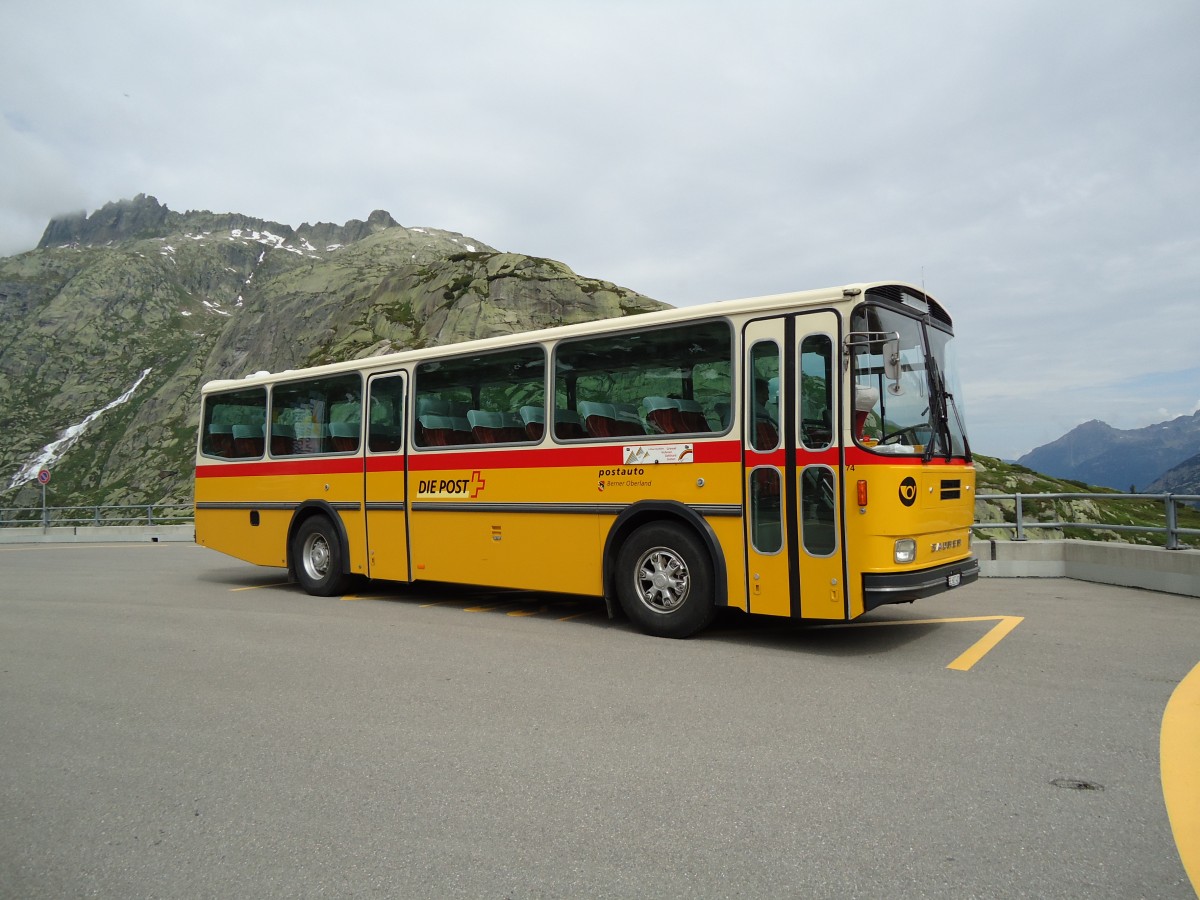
[292,515,351,597]
[616,522,716,639]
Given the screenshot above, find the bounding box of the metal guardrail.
[974,492,1200,550]
[3,494,1198,550]
[0,504,193,528]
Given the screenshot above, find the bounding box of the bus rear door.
[364,372,411,582]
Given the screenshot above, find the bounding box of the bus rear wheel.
[292,515,351,597]
[616,522,716,638]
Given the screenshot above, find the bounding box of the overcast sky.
[2,1,1197,459]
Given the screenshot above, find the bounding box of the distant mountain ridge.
[38,193,401,252]
[1018,412,1200,492]
[1147,451,1200,496]
[1,195,665,507]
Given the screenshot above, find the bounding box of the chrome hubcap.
[635,546,690,613]
[303,533,331,580]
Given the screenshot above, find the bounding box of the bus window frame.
[267,371,365,459]
[366,372,407,455]
[411,342,547,452]
[550,317,736,445]
[748,464,784,555]
[799,463,839,558]
[200,385,267,461]
[799,331,835,452]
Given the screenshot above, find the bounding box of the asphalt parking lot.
[1,542,1197,899]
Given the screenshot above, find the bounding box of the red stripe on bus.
[196,440,746,478]
[195,457,365,478]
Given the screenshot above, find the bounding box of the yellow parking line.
[828,615,1024,672]
[946,616,1025,671]
[230,581,291,592]
[1162,660,1200,895]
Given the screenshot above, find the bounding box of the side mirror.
[883,338,901,382]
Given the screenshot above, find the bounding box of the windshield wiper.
[923,356,953,463]
[945,389,971,462]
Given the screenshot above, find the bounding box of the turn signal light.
[857,479,868,507]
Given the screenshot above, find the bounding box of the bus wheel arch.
[603,502,727,638]
[287,503,353,597]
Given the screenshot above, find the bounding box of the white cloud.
[2,0,1198,460]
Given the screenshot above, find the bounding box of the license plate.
[947,572,962,588]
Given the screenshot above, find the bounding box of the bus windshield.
[849,303,970,460]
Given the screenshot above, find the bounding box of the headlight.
[894,539,917,564]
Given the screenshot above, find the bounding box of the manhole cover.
[1050,777,1104,791]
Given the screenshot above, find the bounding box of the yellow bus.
[195,281,978,637]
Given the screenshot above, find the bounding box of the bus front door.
[742,314,846,620]
[364,372,411,583]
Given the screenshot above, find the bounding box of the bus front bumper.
[862,556,980,611]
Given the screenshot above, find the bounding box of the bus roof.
[200,280,938,393]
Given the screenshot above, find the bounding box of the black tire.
[291,515,351,597]
[615,522,717,638]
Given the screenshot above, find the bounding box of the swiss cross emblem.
[469,470,487,498]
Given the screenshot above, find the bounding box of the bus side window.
[202,387,266,459]
[414,346,545,448]
[800,334,833,450]
[801,467,837,555]
[271,374,362,456]
[555,321,732,441]
[368,375,405,453]
[749,341,779,451]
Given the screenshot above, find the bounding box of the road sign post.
[37,468,51,531]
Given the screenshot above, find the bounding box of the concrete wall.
[0,525,194,544]
[978,539,1200,598]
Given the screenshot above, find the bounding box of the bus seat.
[328,421,360,452]
[519,406,545,441]
[207,423,234,457]
[675,399,711,433]
[578,401,618,438]
[754,418,779,451]
[499,412,527,442]
[467,409,501,442]
[554,409,586,440]
[643,397,684,434]
[419,414,472,446]
[613,403,646,437]
[467,410,525,443]
[231,424,264,457]
[450,416,474,444]
[269,422,294,456]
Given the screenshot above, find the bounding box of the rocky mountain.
[1146,451,1200,496]
[0,195,665,508]
[1017,412,1200,492]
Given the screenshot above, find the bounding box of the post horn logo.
[898,476,918,507]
